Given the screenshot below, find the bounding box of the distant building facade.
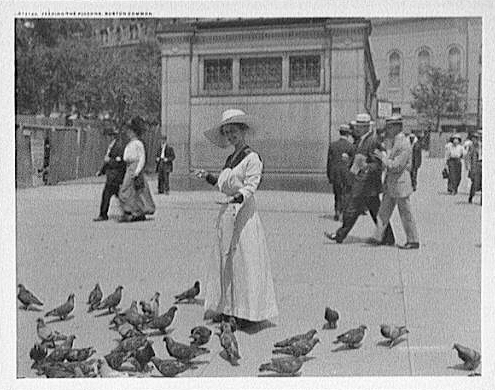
[370,18,482,134]
[156,18,378,178]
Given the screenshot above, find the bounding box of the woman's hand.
[192,169,208,179]
[215,196,234,205]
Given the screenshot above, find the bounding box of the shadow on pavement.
[45,315,74,324]
[238,320,276,335]
[331,344,362,353]
[18,306,43,312]
[375,338,407,348]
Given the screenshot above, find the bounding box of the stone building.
[156,18,378,182]
[370,18,482,134]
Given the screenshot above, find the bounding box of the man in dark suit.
[327,124,355,221]
[406,129,422,191]
[155,135,175,194]
[325,113,395,244]
[93,128,126,221]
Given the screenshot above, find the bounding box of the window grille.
[388,52,401,86]
[240,57,282,89]
[289,55,320,88]
[448,47,461,73]
[204,59,233,91]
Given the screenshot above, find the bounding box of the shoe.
[365,238,383,246]
[333,214,340,221]
[324,231,342,244]
[234,317,257,329]
[158,191,164,194]
[468,197,473,203]
[129,215,146,222]
[398,242,420,250]
[93,216,108,222]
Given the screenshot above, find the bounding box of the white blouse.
[445,143,464,160]
[123,138,146,175]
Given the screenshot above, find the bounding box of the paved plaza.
[16,157,481,377]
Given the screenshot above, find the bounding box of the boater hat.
[450,133,462,142]
[204,109,257,148]
[350,113,374,127]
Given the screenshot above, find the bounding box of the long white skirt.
[204,196,278,322]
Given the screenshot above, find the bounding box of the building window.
[240,57,282,90]
[289,55,320,88]
[388,51,401,87]
[448,47,461,73]
[100,29,108,44]
[418,49,431,76]
[130,24,138,40]
[204,59,233,91]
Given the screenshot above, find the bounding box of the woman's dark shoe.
[93,216,108,222]
[398,242,420,250]
[324,232,342,244]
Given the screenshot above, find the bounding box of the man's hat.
[339,124,351,135]
[385,115,403,125]
[350,113,374,127]
[450,133,462,142]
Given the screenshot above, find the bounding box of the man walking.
[326,124,355,221]
[369,115,420,250]
[93,128,126,222]
[155,135,175,194]
[325,113,394,245]
[406,129,422,191]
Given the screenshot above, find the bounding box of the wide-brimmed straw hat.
[350,113,374,127]
[204,109,257,148]
[450,133,462,142]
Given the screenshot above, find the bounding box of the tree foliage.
[411,66,468,132]
[15,19,161,126]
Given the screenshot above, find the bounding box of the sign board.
[377,100,393,119]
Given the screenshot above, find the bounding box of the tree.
[411,66,468,132]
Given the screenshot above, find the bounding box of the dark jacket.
[155,143,176,173]
[351,131,385,197]
[100,137,126,186]
[326,137,355,184]
[411,137,422,170]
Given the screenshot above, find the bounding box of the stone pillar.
[158,30,194,174]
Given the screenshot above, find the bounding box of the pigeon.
[380,324,409,348]
[97,286,123,313]
[123,301,148,329]
[17,284,43,310]
[117,322,144,339]
[86,283,102,312]
[190,326,212,346]
[273,337,320,357]
[216,321,240,366]
[104,350,131,370]
[163,336,209,362]
[259,356,310,376]
[274,329,317,348]
[453,343,481,370]
[174,281,200,303]
[96,358,129,377]
[66,347,96,362]
[140,292,160,317]
[147,306,178,333]
[36,361,80,378]
[323,307,339,329]
[333,325,367,349]
[29,342,48,369]
[113,335,148,354]
[151,357,193,377]
[45,293,75,321]
[36,318,67,348]
[128,340,155,372]
[45,335,76,362]
[109,313,128,329]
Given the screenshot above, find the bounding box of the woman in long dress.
[194,109,278,328]
[444,134,464,195]
[118,116,156,222]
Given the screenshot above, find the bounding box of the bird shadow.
[323,235,367,245]
[174,298,204,306]
[331,344,360,353]
[447,364,473,372]
[219,350,240,366]
[376,338,407,348]
[146,328,175,337]
[318,214,336,220]
[258,372,302,377]
[45,315,74,324]
[94,310,117,318]
[238,320,276,335]
[18,306,43,312]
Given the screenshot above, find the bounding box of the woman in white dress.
[118,116,156,222]
[194,109,278,328]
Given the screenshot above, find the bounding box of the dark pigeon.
[380,324,409,348]
[190,326,212,346]
[453,343,481,370]
[147,306,177,333]
[259,356,310,376]
[273,337,320,357]
[87,283,102,312]
[151,357,193,377]
[18,284,43,310]
[45,293,75,321]
[97,286,123,313]
[323,307,339,329]
[333,325,367,349]
[163,336,209,362]
[174,281,200,303]
[274,329,317,348]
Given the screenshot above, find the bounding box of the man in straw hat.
[193,109,278,328]
[93,126,126,222]
[325,113,395,245]
[327,124,355,221]
[370,115,420,250]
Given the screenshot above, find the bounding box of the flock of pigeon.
[18,281,481,377]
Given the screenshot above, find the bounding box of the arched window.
[448,47,461,73]
[418,49,431,75]
[388,51,401,87]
